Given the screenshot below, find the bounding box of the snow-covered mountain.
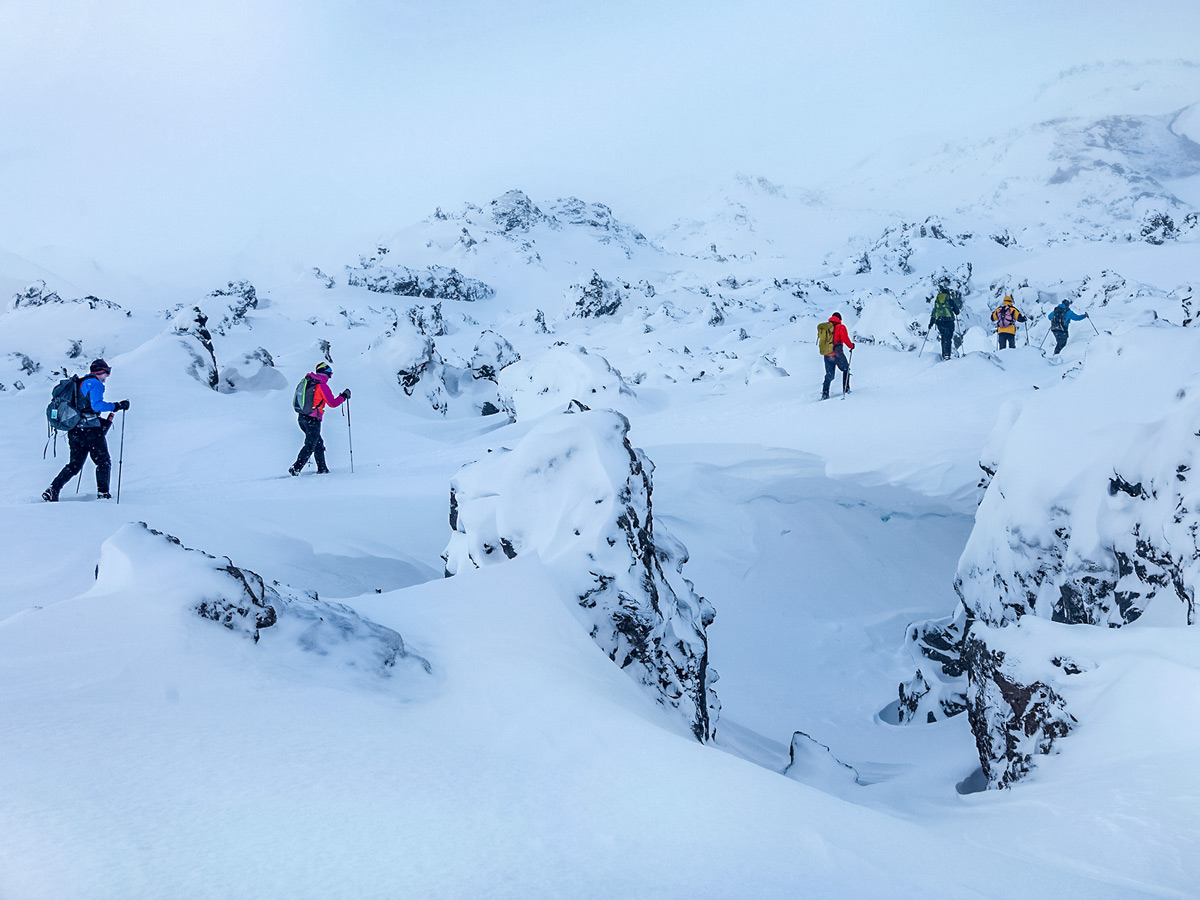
[2,59,1199,899]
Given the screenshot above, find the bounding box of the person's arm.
[1069,309,1087,321]
[318,381,346,409]
[82,378,117,413]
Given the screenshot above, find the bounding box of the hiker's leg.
[86,429,112,493]
[49,429,89,493]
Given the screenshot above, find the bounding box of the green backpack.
[932,290,961,320]
[817,321,835,355]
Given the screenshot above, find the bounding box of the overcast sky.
[2,0,1198,282]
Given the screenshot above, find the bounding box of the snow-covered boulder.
[498,343,635,420]
[490,189,555,233]
[567,271,625,318]
[368,320,512,418]
[899,326,1200,787]
[443,409,718,741]
[218,347,287,393]
[95,523,431,681]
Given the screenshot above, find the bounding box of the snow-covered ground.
[3,58,1200,899]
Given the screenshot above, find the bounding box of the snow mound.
[499,343,636,420]
[443,408,718,740]
[96,523,432,683]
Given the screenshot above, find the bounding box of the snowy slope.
[3,59,1200,899]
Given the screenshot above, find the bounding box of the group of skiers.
[817,289,1094,398]
[41,293,1093,497]
[43,359,352,501]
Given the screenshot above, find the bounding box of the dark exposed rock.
[569,271,624,318]
[172,307,220,390]
[964,632,1075,789]
[11,281,127,314]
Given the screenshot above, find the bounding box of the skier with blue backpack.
[42,359,130,501]
[289,361,350,475]
[1048,299,1088,354]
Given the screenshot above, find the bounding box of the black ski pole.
[1024,320,1029,345]
[1088,315,1099,335]
[345,399,354,474]
[75,467,83,494]
[116,410,125,504]
[842,348,852,399]
[1039,326,1051,350]
[918,328,929,358]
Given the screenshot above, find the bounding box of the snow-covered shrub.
[443,409,718,741]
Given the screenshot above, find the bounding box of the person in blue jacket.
[43,359,130,501]
[1049,299,1088,355]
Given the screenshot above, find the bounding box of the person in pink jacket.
[289,362,350,475]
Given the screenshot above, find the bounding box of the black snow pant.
[934,318,955,359]
[293,413,328,472]
[1052,329,1069,355]
[998,331,1016,350]
[822,348,850,397]
[50,425,111,494]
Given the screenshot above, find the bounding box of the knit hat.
[830,312,842,322]
[89,358,111,375]
[1003,295,1014,303]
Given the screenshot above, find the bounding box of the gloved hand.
[1084,313,1089,318]
[116,399,131,411]
[341,388,351,399]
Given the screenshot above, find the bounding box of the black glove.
[116,399,130,411]
[340,388,351,399]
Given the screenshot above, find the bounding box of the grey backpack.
[47,376,85,431]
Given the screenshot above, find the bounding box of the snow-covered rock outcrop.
[900,327,1200,787]
[96,523,431,680]
[368,317,516,418]
[443,409,718,741]
[346,254,495,303]
[498,343,636,420]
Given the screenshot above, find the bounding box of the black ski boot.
[42,488,59,502]
[316,467,330,474]
[97,491,112,500]
[288,464,301,476]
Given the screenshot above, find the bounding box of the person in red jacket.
[821,312,855,400]
[289,361,350,475]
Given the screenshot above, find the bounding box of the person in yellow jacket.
[990,295,1026,350]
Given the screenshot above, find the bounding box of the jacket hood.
[308,371,330,383]
[829,313,842,322]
